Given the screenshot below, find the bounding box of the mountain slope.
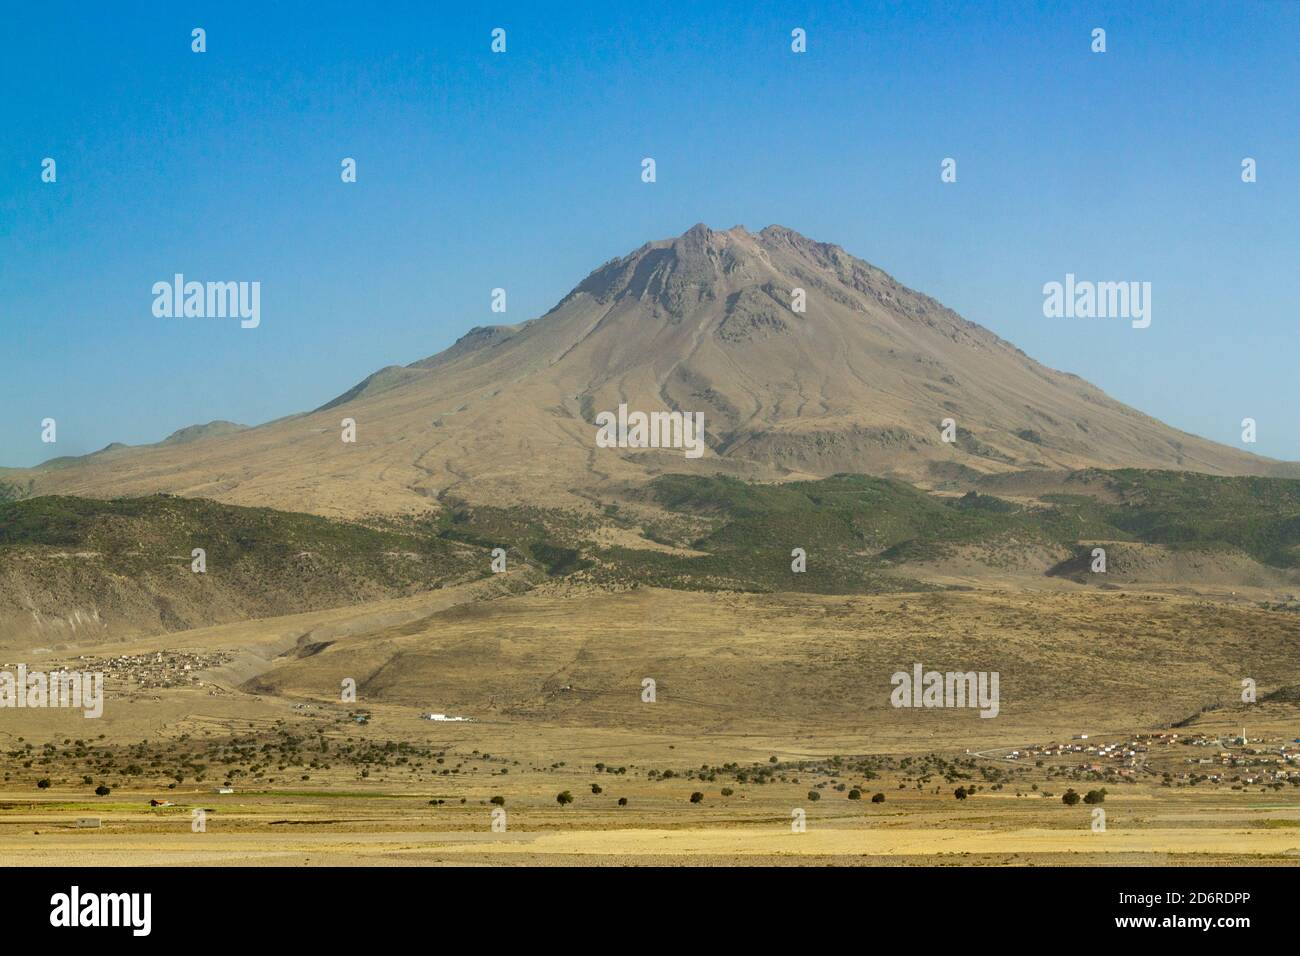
[0,494,496,648]
[10,224,1287,517]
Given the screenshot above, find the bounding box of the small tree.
[807,790,821,802]
[1062,789,1081,806]
[95,784,111,797]
[954,787,967,801]
[847,788,862,800]
[490,795,505,806]
[37,778,51,789]
[617,797,628,806]
[590,783,602,794]
[556,790,573,806]
[871,792,886,803]
[689,791,704,804]
[1083,788,1106,805]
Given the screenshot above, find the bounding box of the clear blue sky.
[3,1,1298,466]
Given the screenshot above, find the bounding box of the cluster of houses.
[1005,728,1300,788]
[1005,736,1145,769]
[1180,732,1300,784]
[71,649,232,691]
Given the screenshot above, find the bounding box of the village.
[62,649,234,693]
[996,729,1300,790]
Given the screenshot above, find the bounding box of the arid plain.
[3,580,1300,866]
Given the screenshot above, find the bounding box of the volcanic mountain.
[12,224,1287,516]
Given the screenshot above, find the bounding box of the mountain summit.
[16,224,1284,516]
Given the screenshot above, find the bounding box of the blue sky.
[3,1,1298,466]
